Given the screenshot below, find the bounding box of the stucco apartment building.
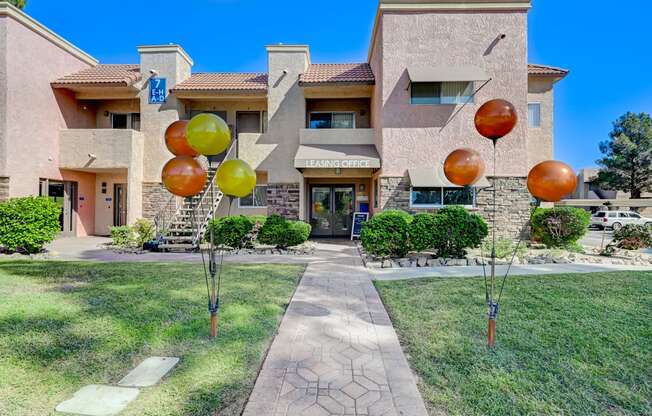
[0,0,567,242]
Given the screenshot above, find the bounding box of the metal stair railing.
[154,193,183,240]
[190,138,238,247]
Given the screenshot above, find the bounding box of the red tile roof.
[52,64,141,86]
[299,63,375,85]
[528,64,569,78]
[172,73,268,92]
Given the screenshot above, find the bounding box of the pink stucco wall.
[378,10,529,177]
[60,169,96,236]
[3,15,94,196]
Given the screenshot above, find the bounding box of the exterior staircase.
[154,140,235,252]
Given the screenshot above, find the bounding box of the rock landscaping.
[359,244,652,269]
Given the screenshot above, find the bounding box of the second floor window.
[410,82,474,105]
[309,112,355,129]
[528,103,541,128]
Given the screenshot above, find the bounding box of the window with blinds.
[528,103,541,128]
[410,82,474,105]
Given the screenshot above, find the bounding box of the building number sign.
[149,78,167,104]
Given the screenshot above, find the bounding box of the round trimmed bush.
[360,210,411,258]
[206,215,260,248]
[0,196,61,253]
[258,215,311,248]
[531,207,590,248]
[612,224,652,250]
[286,221,312,247]
[408,213,439,252]
[430,206,488,258]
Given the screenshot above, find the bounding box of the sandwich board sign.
[350,212,369,240]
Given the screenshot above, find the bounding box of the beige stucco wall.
[527,76,555,168]
[139,46,192,183]
[1,11,94,197]
[299,129,375,145]
[370,18,384,158]
[378,10,529,177]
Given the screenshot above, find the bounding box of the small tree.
[596,112,652,198]
[7,0,27,9]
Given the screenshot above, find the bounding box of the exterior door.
[310,185,355,237]
[236,111,261,134]
[113,184,128,227]
[40,179,77,237]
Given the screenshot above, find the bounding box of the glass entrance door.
[310,185,355,237]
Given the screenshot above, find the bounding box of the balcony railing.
[59,129,144,170]
[299,128,374,145]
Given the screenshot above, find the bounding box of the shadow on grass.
[0,260,303,416]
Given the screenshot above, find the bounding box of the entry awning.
[294,144,381,169]
[408,166,490,188]
[407,65,490,83]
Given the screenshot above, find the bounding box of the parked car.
[590,211,652,230]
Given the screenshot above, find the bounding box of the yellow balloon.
[186,113,232,156]
[216,159,257,198]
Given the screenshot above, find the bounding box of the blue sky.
[25,0,652,170]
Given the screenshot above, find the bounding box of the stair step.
[163,236,194,242]
[159,243,197,251]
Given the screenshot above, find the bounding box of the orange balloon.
[161,156,207,197]
[165,120,199,157]
[527,160,577,202]
[475,99,518,140]
[444,148,486,186]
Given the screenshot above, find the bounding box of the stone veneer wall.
[142,182,173,220]
[0,177,9,202]
[267,183,300,220]
[379,176,531,239]
[475,177,531,239]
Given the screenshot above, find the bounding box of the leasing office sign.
[296,159,380,169]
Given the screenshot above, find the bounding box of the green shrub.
[482,237,527,259]
[132,218,155,247]
[531,207,590,248]
[611,224,652,250]
[207,215,256,248]
[408,213,439,252]
[0,196,61,253]
[360,210,411,258]
[110,226,133,248]
[430,206,488,258]
[286,221,312,247]
[258,215,311,248]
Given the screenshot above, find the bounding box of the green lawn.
[375,271,652,416]
[0,261,304,416]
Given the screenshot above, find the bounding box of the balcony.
[299,128,374,145]
[59,129,144,170]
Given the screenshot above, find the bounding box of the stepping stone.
[118,356,179,387]
[55,385,139,416]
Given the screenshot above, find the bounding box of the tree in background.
[7,0,27,9]
[596,112,652,198]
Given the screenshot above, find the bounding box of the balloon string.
[215,197,232,309]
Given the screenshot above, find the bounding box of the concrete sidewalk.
[243,241,428,416]
[371,262,652,281]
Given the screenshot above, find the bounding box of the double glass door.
[310,186,355,237]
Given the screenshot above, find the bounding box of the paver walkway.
[243,241,428,416]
